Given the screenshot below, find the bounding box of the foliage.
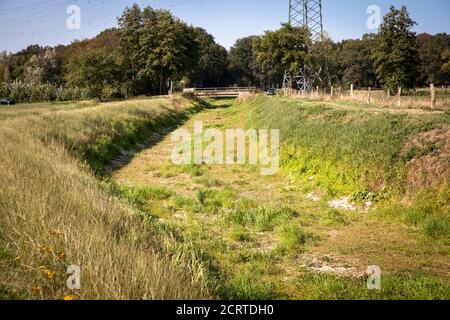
[338,34,378,88]
[65,50,121,99]
[372,6,420,92]
[0,4,449,102]
[227,36,260,86]
[416,33,450,85]
[188,28,228,87]
[0,80,89,103]
[254,24,311,88]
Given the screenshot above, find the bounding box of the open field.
[1,95,449,300]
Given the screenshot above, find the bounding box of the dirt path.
[113,99,450,298]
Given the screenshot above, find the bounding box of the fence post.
[430,83,436,109]
[367,87,371,104]
[331,86,334,98]
[350,84,354,97]
[396,87,402,107]
[338,86,342,99]
[316,86,319,98]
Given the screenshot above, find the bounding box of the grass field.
[1,95,449,300]
[0,97,211,300]
[113,96,449,299]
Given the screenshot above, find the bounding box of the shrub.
[277,223,309,253]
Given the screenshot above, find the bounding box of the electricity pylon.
[283,0,325,92]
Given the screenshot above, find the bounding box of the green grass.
[120,185,173,206]
[234,96,450,241]
[0,97,211,300]
[239,96,449,196]
[294,272,450,300]
[221,273,276,300]
[277,223,310,253]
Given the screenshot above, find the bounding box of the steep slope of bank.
[0,97,210,299]
[238,96,450,240]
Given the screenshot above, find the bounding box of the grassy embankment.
[1,95,449,300]
[112,96,450,300]
[241,96,449,238]
[0,97,211,300]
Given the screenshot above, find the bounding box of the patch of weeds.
[423,216,450,239]
[155,164,180,178]
[229,226,252,242]
[120,185,172,206]
[221,203,298,232]
[381,188,450,240]
[277,223,310,253]
[196,189,235,214]
[195,176,223,187]
[181,164,204,177]
[245,253,281,276]
[221,273,276,300]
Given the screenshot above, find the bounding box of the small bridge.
[185,87,256,98]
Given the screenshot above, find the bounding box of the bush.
[0,81,105,103]
[30,83,56,102]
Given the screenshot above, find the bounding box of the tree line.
[0,5,449,102]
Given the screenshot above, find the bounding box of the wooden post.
[430,83,436,109]
[169,80,173,96]
[338,86,342,98]
[316,86,319,98]
[350,84,354,97]
[396,87,402,107]
[331,86,334,98]
[367,87,371,104]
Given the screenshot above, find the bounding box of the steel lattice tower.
[284,0,324,91]
[289,0,323,41]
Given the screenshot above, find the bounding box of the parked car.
[266,88,276,96]
[0,98,16,105]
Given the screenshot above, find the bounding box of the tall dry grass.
[0,97,211,300]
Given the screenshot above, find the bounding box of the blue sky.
[0,0,449,53]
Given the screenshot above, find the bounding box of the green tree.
[228,36,260,86]
[24,48,61,85]
[118,4,144,96]
[372,6,419,92]
[416,33,450,85]
[338,34,377,88]
[188,27,227,87]
[442,49,450,75]
[254,24,311,88]
[65,50,120,99]
[118,5,200,95]
[141,8,198,94]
